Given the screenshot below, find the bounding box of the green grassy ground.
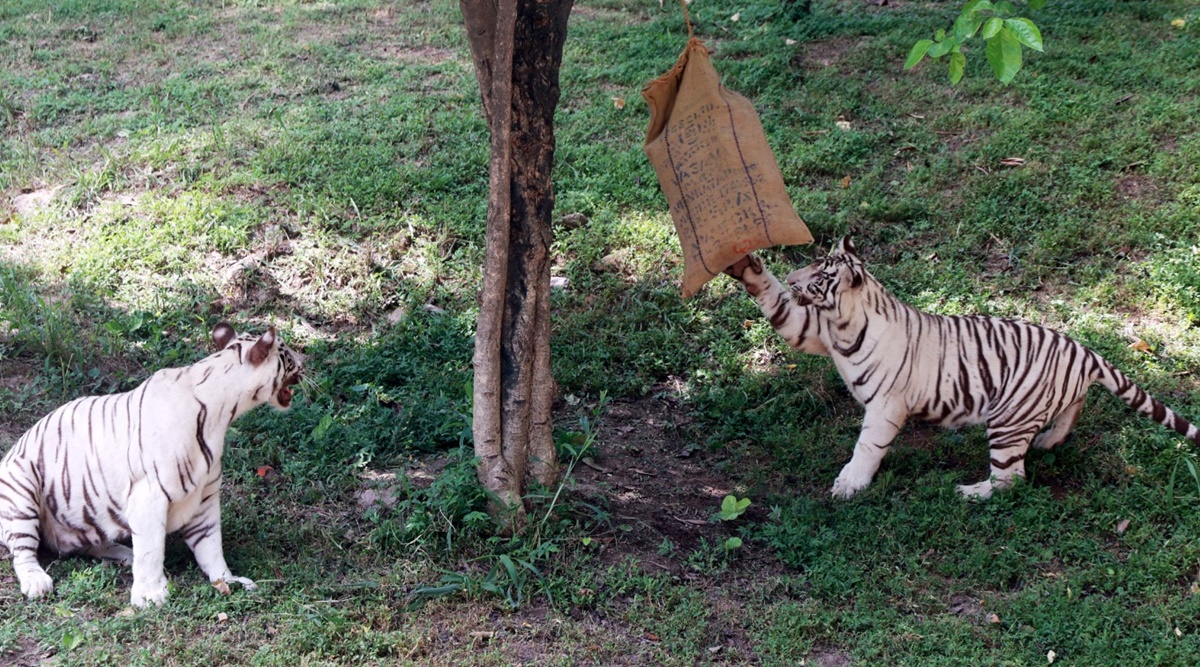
[1,0,1199,664]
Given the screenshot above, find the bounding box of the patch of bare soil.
[572,392,787,578]
[0,636,44,667]
[1115,174,1160,203]
[796,36,868,71]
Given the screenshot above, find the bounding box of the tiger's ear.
[212,322,237,350]
[849,267,864,289]
[248,327,276,366]
[836,235,857,257]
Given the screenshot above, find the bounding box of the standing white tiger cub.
[725,238,1199,500]
[0,323,303,607]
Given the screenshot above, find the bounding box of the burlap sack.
[643,38,812,298]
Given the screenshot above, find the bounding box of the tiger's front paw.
[19,570,54,599]
[830,470,874,499]
[130,578,169,608]
[723,253,763,280]
[219,575,258,592]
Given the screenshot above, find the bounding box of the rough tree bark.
[462,0,573,524]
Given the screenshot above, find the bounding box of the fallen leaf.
[988,613,1001,624]
[1047,650,1057,664]
[743,319,755,329]
[217,612,229,623]
[839,175,852,188]
[1192,582,1200,595]
[730,12,740,21]
[785,363,797,370]
[1129,338,1153,353]
[470,631,495,640]
[1171,18,1186,28]
[835,118,852,131]
[213,579,231,595]
[1176,627,1183,638]
[612,96,626,110]
[1116,519,1131,535]
[580,457,611,474]
[255,465,274,478]
[645,633,661,642]
[550,276,569,290]
[673,516,709,526]
[1000,157,1026,167]
[386,306,407,324]
[907,113,926,120]
[784,38,797,46]
[708,646,723,653]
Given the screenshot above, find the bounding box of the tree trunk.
[462,0,573,525]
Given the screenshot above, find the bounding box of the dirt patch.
[1115,174,1160,203]
[808,648,854,667]
[368,44,458,65]
[572,392,786,577]
[797,37,867,70]
[0,636,45,667]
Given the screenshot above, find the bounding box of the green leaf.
[935,28,946,42]
[724,537,744,551]
[994,0,1016,15]
[1028,0,1047,9]
[928,37,958,59]
[986,27,1023,84]
[953,11,983,40]
[982,16,1004,39]
[719,494,751,520]
[949,51,966,84]
[905,39,933,69]
[963,0,994,12]
[1005,18,1044,51]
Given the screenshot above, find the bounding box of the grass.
[1,0,1199,664]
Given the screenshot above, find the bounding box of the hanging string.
[678,0,694,41]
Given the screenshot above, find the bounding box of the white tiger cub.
[0,323,303,607]
[725,238,1199,500]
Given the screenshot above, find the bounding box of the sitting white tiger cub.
[0,323,303,607]
[726,238,1199,500]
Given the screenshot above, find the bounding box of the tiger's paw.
[830,473,872,499]
[19,570,54,599]
[223,575,258,592]
[723,253,763,280]
[130,579,169,608]
[955,481,995,500]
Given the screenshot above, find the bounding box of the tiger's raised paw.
[723,253,764,281]
[19,571,54,599]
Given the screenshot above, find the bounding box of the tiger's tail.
[1096,355,1199,443]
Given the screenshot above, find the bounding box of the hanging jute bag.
[642,38,813,298]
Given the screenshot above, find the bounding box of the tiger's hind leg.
[1032,398,1085,450]
[86,543,134,566]
[957,423,1039,500]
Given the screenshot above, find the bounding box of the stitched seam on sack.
[723,94,774,246]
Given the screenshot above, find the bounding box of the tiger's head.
[786,236,867,309]
[212,322,306,410]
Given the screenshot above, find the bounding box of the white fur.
[0,324,300,607]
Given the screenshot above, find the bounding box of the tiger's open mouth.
[277,376,301,408]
